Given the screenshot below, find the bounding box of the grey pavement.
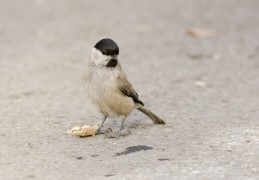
[0,0,259,179]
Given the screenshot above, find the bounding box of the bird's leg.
[105,117,131,138]
[100,116,107,128]
[118,117,126,134]
[96,116,111,134]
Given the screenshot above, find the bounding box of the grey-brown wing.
[117,70,144,106]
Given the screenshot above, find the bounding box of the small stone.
[195,81,207,87]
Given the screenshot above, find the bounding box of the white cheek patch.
[91,48,109,65]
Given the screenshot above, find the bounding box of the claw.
[96,127,112,135]
[105,130,131,138]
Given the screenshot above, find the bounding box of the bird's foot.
[105,129,131,138]
[96,127,112,135]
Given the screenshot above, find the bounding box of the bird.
[84,38,165,138]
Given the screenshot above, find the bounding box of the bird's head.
[90,38,119,68]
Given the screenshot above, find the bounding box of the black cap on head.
[94,38,119,56]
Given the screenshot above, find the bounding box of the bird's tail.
[137,105,165,124]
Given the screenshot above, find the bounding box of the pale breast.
[84,66,135,118]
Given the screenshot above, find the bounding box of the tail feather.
[137,105,165,124]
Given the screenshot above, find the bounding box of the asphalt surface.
[1,0,259,179]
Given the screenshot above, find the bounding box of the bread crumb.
[68,125,98,137]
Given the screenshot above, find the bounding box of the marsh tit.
[84,38,165,138]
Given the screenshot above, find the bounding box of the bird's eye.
[103,51,107,55]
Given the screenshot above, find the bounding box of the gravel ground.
[1,0,259,179]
